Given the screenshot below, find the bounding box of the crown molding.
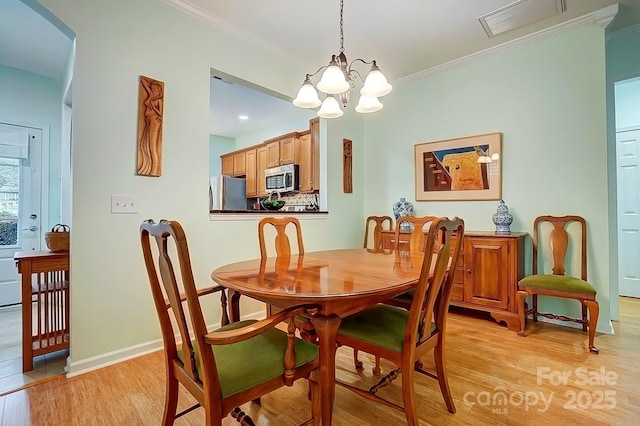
[159,0,296,63]
[397,4,619,85]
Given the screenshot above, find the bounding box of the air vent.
[479,0,566,38]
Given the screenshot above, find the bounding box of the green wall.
[36,0,617,373]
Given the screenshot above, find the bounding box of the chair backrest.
[394,215,441,254]
[363,215,393,249]
[532,215,587,280]
[406,217,465,348]
[140,219,222,401]
[258,217,305,258]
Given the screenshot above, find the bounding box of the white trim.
[397,5,619,85]
[616,125,640,133]
[66,339,163,377]
[160,0,301,66]
[66,311,265,377]
[534,316,614,335]
[210,212,329,221]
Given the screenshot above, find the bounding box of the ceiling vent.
[479,0,566,38]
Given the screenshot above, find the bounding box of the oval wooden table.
[212,248,426,426]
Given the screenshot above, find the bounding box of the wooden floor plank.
[1,297,639,425]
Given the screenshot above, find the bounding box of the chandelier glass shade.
[293,0,392,119]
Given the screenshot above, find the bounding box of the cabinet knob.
[467,269,471,273]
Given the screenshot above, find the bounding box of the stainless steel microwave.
[265,164,299,193]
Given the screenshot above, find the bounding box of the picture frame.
[414,132,502,201]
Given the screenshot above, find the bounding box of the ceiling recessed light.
[238,115,249,120]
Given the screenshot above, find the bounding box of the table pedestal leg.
[311,314,341,426]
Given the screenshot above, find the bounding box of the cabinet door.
[279,136,297,165]
[245,149,257,197]
[233,151,246,176]
[310,118,320,191]
[221,154,233,176]
[298,133,312,192]
[257,146,267,197]
[266,141,280,168]
[463,237,509,309]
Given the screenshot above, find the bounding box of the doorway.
[615,77,640,299]
[0,122,43,307]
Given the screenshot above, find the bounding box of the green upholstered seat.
[519,274,596,295]
[178,319,319,398]
[338,305,435,352]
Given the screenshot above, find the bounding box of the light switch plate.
[111,195,138,214]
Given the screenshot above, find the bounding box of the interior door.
[0,122,42,306]
[617,128,640,298]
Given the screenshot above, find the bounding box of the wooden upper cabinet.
[265,141,281,168]
[265,133,299,168]
[299,118,320,193]
[233,151,246,176]
[279,136,297,165]
[310,118,320,191]
[257,146,268,197]
[221,154,234,176]
[245,148,257,197]
[298,132,312,192]
[221,151,247,177]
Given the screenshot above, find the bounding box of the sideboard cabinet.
[381,230,526,331]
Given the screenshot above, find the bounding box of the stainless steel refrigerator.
[209,175,247,211]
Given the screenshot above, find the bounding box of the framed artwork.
[414,132,502,201]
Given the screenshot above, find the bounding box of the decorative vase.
[492,200,513,234]
[392,197,415,231]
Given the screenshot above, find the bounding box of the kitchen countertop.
[210,209,327,214]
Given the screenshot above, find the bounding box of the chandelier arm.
[306,64,330,80]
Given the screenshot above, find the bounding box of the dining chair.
[356,215,442,375]
[140,219,320,425]
[258,216,318,343]
[335,217,464,425]
[516,215,600,354]
[363,215,393,250]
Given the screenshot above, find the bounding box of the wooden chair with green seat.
[258,216,318,344]
[364,215,393,250]
[335,217,465,425]
[383,215,442,309]
[140,219,321,425]
[355,215,442,375]
[516,215,600,354]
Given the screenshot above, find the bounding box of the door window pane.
[0,157,19,246]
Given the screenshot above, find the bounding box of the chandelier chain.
[339,0,344,53]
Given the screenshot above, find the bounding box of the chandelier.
[292,0,392,119]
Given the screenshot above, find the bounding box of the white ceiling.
[1,0,639,139]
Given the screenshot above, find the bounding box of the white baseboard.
[66,339,163,377]
[535,316,614,335]
[65,310,265,378]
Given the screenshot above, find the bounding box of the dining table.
[211,248,428,425]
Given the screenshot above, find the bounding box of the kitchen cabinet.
[221,154,234,176]
[245,148,257,197]
[299,118,320,193]
[265,133,298,168]
[220,150,246,177]
[380,230,526,331]
[257,146,268,197]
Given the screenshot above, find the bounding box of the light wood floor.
[0,305,67,396]
[1,297,638,425]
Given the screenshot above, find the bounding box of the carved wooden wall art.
[137,75,164,176]
[343,139,353,193]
